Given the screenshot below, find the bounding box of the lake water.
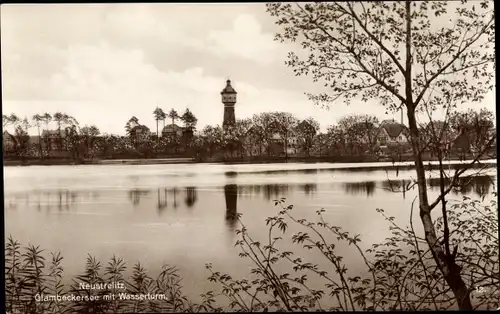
[4,160,497,304]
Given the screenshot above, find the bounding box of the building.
[3,131,16,153]
[221,79,237,130]
[129,125,151,143]
[41,129,68,151]
[162,124,184,138]
[376,119,409,147]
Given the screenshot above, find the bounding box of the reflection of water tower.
[221,79,237,130]
[224,184,238,230]
[184,187,197,208]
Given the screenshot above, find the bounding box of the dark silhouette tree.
[167,109,179,126]
[267,1,495,309]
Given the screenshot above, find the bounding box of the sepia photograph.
[2,1,498,312]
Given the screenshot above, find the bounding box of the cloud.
[2,41,326,134]
[206,14,284,64]
[2,4,494,137]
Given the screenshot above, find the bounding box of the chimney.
[400,107,404,125]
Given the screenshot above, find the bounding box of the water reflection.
[263,184,289,200]
[234,162,495,176]
[302,183,317,195]
[380,179,413,199]
[427,175,494,198]
[5,190,89,212]
[225,171,238,177]
[343,181,376,197]
[184,187,197,209]
[171,188,179,209]
[225,184,238,231]
[346,175,495,198]
[154,187,199,212]
[6,174,494,217]
[157,188,168,214]
[128,189,150,206]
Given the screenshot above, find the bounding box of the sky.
[1,3,495,136]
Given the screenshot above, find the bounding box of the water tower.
[221,79,237,130]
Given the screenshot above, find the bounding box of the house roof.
[130,125,150,132]
[221,79,237,94]
[162,124,184,133]
[379,121,408,138]
[3,130,15,140]
[297,120,315,133]
[41,129,67,137]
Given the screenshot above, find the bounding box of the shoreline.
[3,156,497,167]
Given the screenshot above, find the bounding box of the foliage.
[3,113,21,130]
[3,107,494,161]
[7,193,497,312]
[180,108,198,130]
[337,114,380,155]
[153,107,166,142]
[267,1,495,309]
[125,116,140,136]
[207,194,498,311]
[13,125,31,158]
[295,117,320,156]
[167,109,180,125]
[5,237,220,314]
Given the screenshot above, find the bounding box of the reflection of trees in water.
[427,175,494,198]
[155,187,198,214]
[225,184,238,231]
[128,189,150,207]
[184,187,197,208]
[232,183,316,199]
[301,183,317,195]
[378,175,495,198]
[9,190,84,212]
[157,188,168,214]
[343,181,376,197]
[263,184,289,200]
[380,179,413,198]
[171,188,179,209]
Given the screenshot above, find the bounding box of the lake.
[4,160,497,303]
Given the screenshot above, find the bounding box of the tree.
[125,116,139,136]
[180,108,198,130]
[167,109,180,126]
[2,113,20,132]
[32,114,44,158]
[270,112,299,159]
[41,113,52,156]
[200,125,225,158]
[449,108,495,154]
[234,118,253,157]
[53,112,75,151]
[64,125,83,160]
[312,132,329,157]
[296,117,320,156]
[252,112,277,156]
[153,107,165,143]
[268,1,495,309]
[13,125,30,158]
[337,114,380,156]
[80,125,101,159]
